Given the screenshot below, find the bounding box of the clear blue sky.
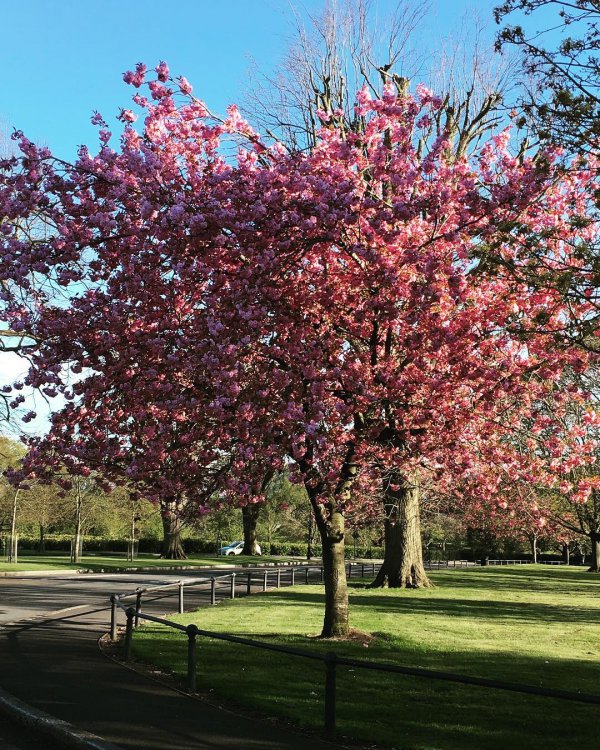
[0,0,525,161]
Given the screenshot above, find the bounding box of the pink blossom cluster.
[0,63,597,527]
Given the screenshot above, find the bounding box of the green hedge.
[266,542,383,558]
[12,535,159,554]
[180,538,220,554]
[346,545,384,559]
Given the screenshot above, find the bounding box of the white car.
[218,540,262,556]
[219,541,244,555]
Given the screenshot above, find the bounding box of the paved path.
[0,570,341,749]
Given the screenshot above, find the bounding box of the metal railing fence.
[487,559,568,566]
[109,565,340,640]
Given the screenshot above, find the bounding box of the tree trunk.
[531,534,538,564]
[39,523,46,553]
[128,509,136,562]
[71,486,82,564]
[306,511,315,560]
[317,506,349,637]
[8,489,19,563]
[161,512,187,559]
[303,444,355,638]
[562,543,570,566]
[589,533,600,573]
[369,477,432,589]
[242,504,262,555]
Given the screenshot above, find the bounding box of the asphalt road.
[0,565,324,624]
[0,569,221,625]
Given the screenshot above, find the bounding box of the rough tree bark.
[160,505,187,559]
[310,493,349,637]
[242,503,262,555]
[562,543,570,566]
[369,476,432,589]
[304,443,356,638]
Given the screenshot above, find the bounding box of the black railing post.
[186,624,199,693]
[291,567,295,586]
[178,581,185,614]
[210,576,216,605]
[361,563,365,577]
[276,569,281,588]
[305,567,309,585]
[324,652,337,736]
[135,590,142,628]
[320,566,324,583]
[230,572,236,599]
[124,607,135,661]
[263,570,268,591]
[247,571,252,595]
[110,594,118,641]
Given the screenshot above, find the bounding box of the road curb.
[0,570,88,578]
[0,685,122,749]
[77,560,321,574]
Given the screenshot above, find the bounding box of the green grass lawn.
[131,566,600,750]
[0,553,300,573]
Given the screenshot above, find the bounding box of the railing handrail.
[118,574,230,600]
[127,609,189,633]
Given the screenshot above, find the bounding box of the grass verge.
[0,553,301,573]
[131,565,600,750]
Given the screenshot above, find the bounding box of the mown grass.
[131,566,600,750]
[0,553,299,573]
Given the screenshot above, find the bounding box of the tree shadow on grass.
[351,593,599,624]
[429,566,600,593]
[331,654,600,750]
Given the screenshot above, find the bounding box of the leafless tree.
[244,0,516,156]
